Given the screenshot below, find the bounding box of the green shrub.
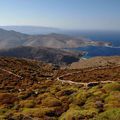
[36,93,53,104]
[103,83,120,92]
[59,104,98,120]
[41,97,62,107]
[104,91,120,109]
[93,90,103,96]
[22,107,58,118]
[56,89,76,97]
[50,85,61,94]
[74,90,90,106]
[93,108,120,120]
[84,100,96,109]
[20,100,35,108]
[0,108,9,115]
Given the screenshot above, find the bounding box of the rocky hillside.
[70,56,120,69]
[25,33,111,48]
[0,57,120,120]
[0,28,111,49]
[0,28,28,49]
[0,46,84,65]
[0,57,55,92]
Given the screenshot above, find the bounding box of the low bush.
[22,107,58,118]
[41,97,62,107]
[20,100,35,108]
[74,90,90,106]
[104,91,120,109]
[0,93,18,106]
[59,104,98,120]
[103,82,120,92]
[93,108,120,120]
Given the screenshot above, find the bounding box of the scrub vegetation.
[0,57,120,120]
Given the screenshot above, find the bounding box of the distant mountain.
[25,33,112,48]
[0,28,111,49]
[0,26,62,34]
[0,46,84,65]
[0,28,28,49]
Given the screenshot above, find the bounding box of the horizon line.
[0,25,120,32]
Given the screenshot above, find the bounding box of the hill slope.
[70,56,120,69]
[0,46,84,65]
[0,57,54,92]
[0,28,111,49]
[0,57,120,120]
[0,28,28,49]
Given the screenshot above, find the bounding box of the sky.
[0,0,120,30]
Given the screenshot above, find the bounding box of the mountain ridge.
[0,28,111,49]
[0,26,62,34]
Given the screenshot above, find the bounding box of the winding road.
[56,66,120,87]
[0,65,120,88]
[57,76,115,88]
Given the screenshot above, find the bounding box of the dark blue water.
[71,46,120,58]
[66,31,120,58]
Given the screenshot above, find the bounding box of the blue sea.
[66,31,120,58]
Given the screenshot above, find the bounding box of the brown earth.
[70,56,120,69]
[0,57,120,120]
[59,66,120,83]
[0,57,55,92]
